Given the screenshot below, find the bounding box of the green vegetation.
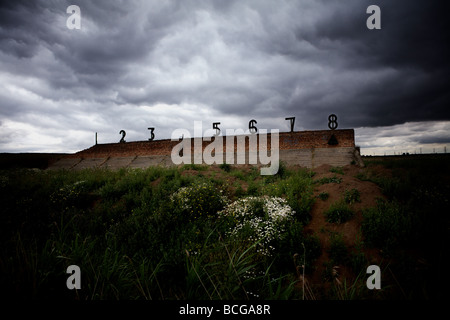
[314,175,342,185]
[329,167,344,175]
[0,165,318,300]
[1,154,448,300]
[344,188,361,205]
[349,233,368,273]
[359,155,450,299]
[219,163,231,172]
[318,192,329,201]
[324,200,354,224]
[327,233,348,265]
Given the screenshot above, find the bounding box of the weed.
[182,164,207,171]
[361,199,419,254]
[344,188,361,205]
[321,261,337,282]
[354,172,370,181]
[324,200,354,224]
[314,175,342,185]
[170,181,229,221]
[5,156,445,300]
[218,196,296,257]
[230,170,245,181]
[331,269,366,300]
[246,180,260,196]
[318,192,329,201]
[327,233,348,265]
[276,161,288,178]
[233,182,245,198]
[219,163,232,172]
[330,167,344,175]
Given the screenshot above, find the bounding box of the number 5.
[213,122,221,136]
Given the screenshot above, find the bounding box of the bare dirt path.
[304,164,385,293]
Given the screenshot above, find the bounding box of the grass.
[318,192,329,201]
[324,200,354,224]
[330,269,367,300]
[361,199,419,254]
[329,167,344,175]
[327,233,348,265]
[1,155,448,300]
[314,175,342,185]
[0,165,317,300]
[359,155,450,299]
[219,163,232,172]
[344,188,361,205]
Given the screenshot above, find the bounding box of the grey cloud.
[416,136,450,145]
[1,0,449,153]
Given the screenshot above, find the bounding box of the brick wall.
[69,129,355,158]
[49,129,363,170]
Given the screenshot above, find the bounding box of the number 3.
[148,127,155,141]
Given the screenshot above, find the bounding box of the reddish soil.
[304,164,386,295]
[179,163,389,297]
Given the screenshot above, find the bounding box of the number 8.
[328,114,338,130]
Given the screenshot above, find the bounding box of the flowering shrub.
[219,196,295,256]
[170,182,229,221]
[50,180,86,210]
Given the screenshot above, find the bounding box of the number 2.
[119,130,126,143]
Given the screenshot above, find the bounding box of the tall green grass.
[359,156,449,299]
[0,165,318,300]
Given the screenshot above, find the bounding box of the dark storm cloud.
[287,0,450,128]
[0,0,449,153]
[417,136,450,145]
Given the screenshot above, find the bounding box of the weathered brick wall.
[49,129,363,170]
[68,129,355,158]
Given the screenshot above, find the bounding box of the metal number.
[213,122,221,136]
[119,130,126,143]
[285,117,295,132]
[249,119,257,134]
[328,114,338,130]
[148,127,155,141]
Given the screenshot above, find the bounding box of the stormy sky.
[1,0,449,155]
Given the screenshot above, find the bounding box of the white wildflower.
[219,196,295,257]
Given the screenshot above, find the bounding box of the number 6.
[249,119,257,134]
